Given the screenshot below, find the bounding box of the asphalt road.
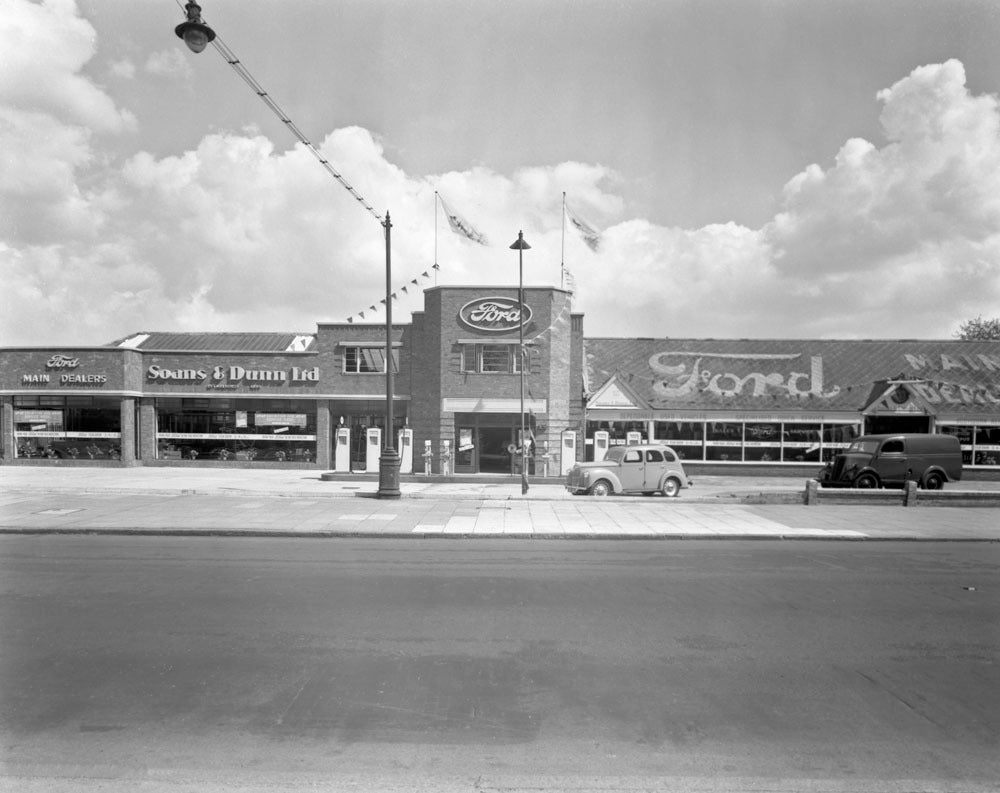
[1,537,998,793]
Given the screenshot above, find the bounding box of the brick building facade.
[2,285,999,472]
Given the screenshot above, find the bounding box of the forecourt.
[2,467,999,540]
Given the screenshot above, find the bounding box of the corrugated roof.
[584,338,1000,415]
[110,332,315,352]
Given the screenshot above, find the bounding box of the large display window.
[650,419,861,463]
[651,421,704,461]
[13,395,122,460]
[939,423,1000,467]
[155,397,317,462]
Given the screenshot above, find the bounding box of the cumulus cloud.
[0,0,135,133]
[108,58,136,80]
[144,49,193,79]
[762,59,1000,336]
[1,0,999,347]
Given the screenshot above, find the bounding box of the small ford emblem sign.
[458,297,531,332]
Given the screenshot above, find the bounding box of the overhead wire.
[207,35,385,224]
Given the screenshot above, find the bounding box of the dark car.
[819,433,962,489]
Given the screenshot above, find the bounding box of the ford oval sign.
[458,297,531,332]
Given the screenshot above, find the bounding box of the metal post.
[378,211,401,498]
[513,231,530,495]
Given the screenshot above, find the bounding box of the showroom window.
[155,397,318,463]
[13,395,122,460]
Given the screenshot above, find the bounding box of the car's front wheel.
[661,477,681,498]
[589,479,613,497]
[854,473,879,489]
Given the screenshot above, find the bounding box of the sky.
[3,0,1000,346]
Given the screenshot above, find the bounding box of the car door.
[644,449,667,489]
[619,448,645,491]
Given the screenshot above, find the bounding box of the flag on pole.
[439,195,489,245]
[565,204,601,251]
[562,266,577,293]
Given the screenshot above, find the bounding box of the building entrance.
[478,426,514,473]
[454,415,518,473]
[864,415,931,435]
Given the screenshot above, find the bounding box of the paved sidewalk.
[0,465,811,502]
[2,466,999,541]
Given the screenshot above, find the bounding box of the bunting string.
[177,2,445,319]
[344,265,440,322]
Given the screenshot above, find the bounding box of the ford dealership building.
[2,285,999,473]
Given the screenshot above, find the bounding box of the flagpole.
[434,191,439,279]
[561,192,566,289]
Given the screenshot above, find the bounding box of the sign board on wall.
[458,297,531,332]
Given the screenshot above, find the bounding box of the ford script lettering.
[46,354,80,369]
[459,297,532,332]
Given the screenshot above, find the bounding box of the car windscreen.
[846,440,879,454]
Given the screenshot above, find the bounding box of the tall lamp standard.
[509,231,531,495]
[174,1,400,497]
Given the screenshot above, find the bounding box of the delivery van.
[819,433,962,490]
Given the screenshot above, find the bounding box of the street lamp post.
[173,2,400,497]
[378,214,401,497]
[509,231,531,495]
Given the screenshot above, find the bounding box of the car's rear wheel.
[854,473,879,489]
[923,471,944,490]
[662,477,681,498]
[589,479,612,497]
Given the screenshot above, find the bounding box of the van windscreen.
[847,440,879,454]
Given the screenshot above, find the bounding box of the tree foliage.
[956,315,1000,340]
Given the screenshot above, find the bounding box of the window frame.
[343,345,399,375]
[459,343,522,374]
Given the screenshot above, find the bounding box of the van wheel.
[662,477,681,498]
[923,472,944,490]
[854,473,879,489]
[589,480,612,497]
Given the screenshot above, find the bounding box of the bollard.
[903,479,918,506]
[805,479,819,505]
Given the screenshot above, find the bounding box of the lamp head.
[509,230,531,250]
[175,1,216,53]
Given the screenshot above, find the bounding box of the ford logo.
[458,297,531,332]
[46,354,80,369]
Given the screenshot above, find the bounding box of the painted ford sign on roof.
[458,297,531,332]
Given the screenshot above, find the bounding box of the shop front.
[2,349,137,464]
[4,290,999,475]
[582,339,1000,470]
